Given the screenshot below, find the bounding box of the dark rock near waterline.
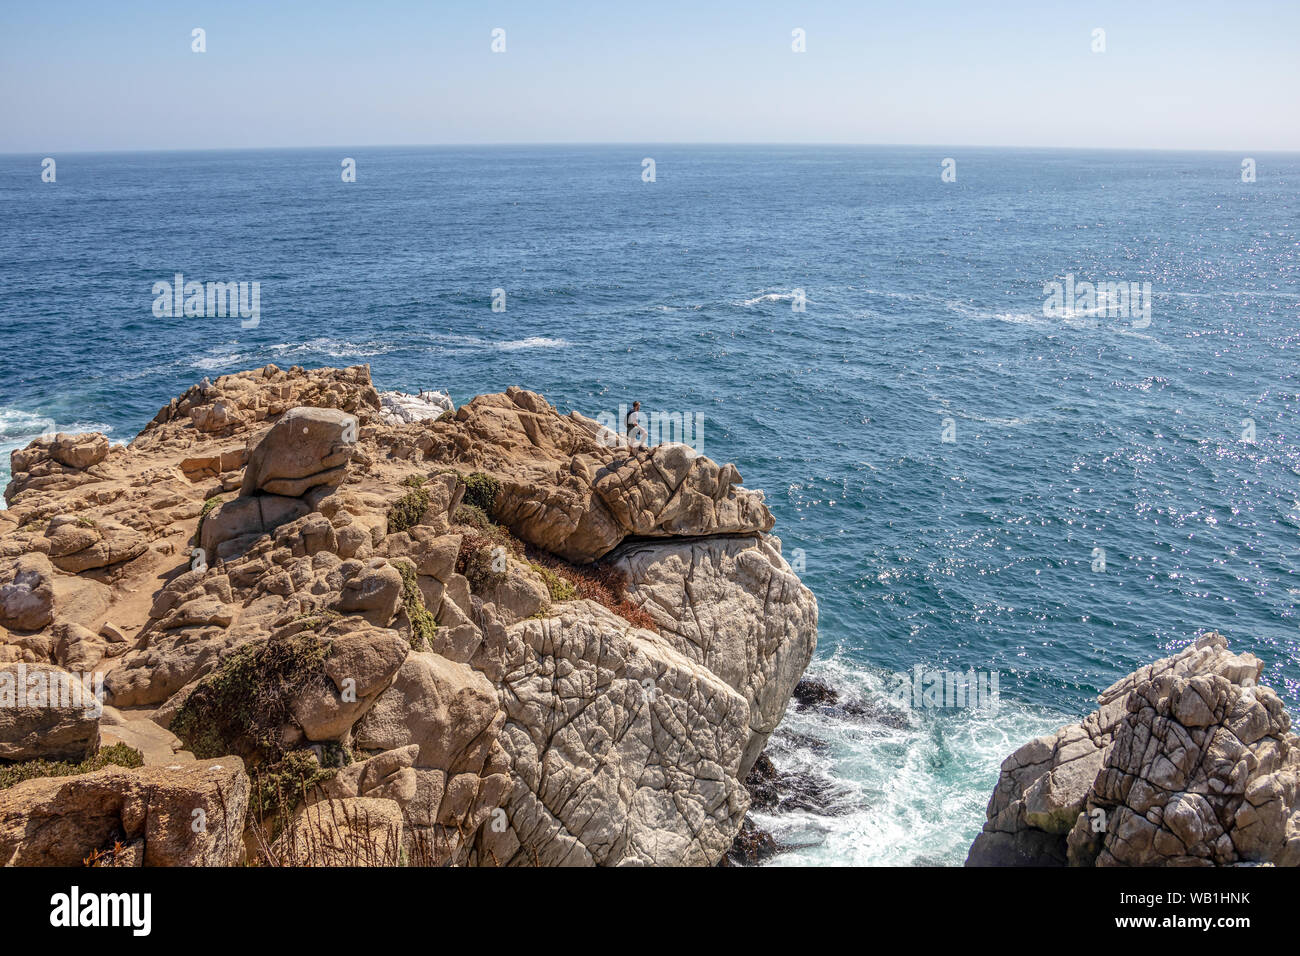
[722,741,854,864]
[743,749,850,816]
[775,729,831,756]
[725,676,896,863]
[792,676,839,709]
[718,818,780,867]
[745,751,782,812]
[790,675,906,726]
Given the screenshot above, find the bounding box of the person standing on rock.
[626,401,649,446]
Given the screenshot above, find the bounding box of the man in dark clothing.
[626,401,648,446]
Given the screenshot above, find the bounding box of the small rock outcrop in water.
[744,749,845,816]
[0,364,817,866]
[968,633,1300,867]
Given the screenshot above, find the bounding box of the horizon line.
[3,141,1296,158]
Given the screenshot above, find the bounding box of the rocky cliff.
[0,364,817,866]
[967,633,1300,866]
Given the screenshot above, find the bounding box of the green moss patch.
[250,749,336,821]
[386,476,430,533]
[454,506,524,595]
[453,502,490,530]
[171,632,330,764]
[530,562,577,602]
[194,494,224,545]
[0,743,144,791]
[290,609,344,631]
[393,559,437,650]
[461,472,500,513]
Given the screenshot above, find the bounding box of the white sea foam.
[739,291,799,306]
[417,333,570,352]
[944,300,1171,346]
[187,333,570,378]
[991,310,1050,326]
[758,653,1067,866]
[56,421,114,437]
[861,287,938,302]
[0,406,56,441]
[946,410,1035,427]
[927,390,1050,428]
[946,301,1049,327]
[268,339,396,359]
[190,338,400,371]
[1166,289,1300,300]
[490,336,570,351]
[190,354,247,371]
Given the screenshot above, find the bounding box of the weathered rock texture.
[611,535,817,775]
[0,364,817,866]
[240,406,357,498]
[0,663,101,761]
[967,633,1300,867]
[422,390,774,562]
[0,758,249,866]
[470,603,751,866]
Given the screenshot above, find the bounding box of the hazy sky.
[2,0,1296,152]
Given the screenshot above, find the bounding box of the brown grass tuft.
[527,551,658,632]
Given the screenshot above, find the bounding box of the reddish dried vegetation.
[527,551,659,632]
[450,503,658,632]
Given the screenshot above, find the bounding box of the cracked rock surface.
[0,364,817,866]
[967,633,1300,867]
[611,534,817,775]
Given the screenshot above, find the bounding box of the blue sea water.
[1,146,1298,865]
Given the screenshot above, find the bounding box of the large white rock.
[611,533,817,774]
[378,390,454,424]
[0,365,821,868]
[471,602,752,866]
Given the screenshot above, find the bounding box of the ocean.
[2,145,1298,865]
